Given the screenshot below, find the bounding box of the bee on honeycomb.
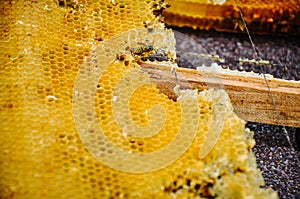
[140,52,170,62]
[116,43,156,63]
[117,41,175,65]
[129,44,156,56]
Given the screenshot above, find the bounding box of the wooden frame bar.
[140,63,300,128]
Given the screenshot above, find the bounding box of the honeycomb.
[164,0,300,35]
[0,0,277,198]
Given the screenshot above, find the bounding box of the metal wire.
[234,0,299,165]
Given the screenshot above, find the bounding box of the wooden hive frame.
[140,62,300,128]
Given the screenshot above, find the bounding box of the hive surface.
[0,0,277,198]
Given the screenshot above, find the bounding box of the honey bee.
[129,45,156,56]
[140,52,174,62]
[58,0,78,8]
[116,41,174,65]
[234,18,245,32]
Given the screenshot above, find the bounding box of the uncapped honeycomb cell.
[0,0,278,199]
